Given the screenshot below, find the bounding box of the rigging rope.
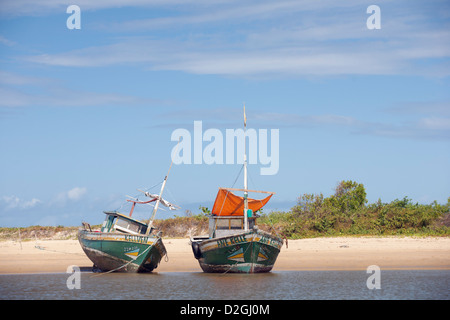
[114,180,164,213]
[230,164,244,189]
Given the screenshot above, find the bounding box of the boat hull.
[192,230,283,273]
[78,230,166,273]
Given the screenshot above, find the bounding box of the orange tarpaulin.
[211,188,273,216]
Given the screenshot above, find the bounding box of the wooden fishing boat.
[191,188,283,273]
[190,106,284,273]
[78,163,178,273]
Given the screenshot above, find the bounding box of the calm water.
[1,270,449,300]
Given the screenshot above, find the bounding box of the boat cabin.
[204,187,273,239]
[101,211,148,235]
[209,212,256,238]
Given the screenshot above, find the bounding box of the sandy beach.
[0,237,449,274]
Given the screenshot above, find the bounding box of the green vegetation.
[153,214,208,238]
[156,180,449,238]
[259,180,450,238]
[0,225,80,241]
[1,181,449,240]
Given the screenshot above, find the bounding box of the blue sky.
[1,0,449,227]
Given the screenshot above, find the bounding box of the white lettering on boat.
[124,235,150,244]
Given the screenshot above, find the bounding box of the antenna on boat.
[145,139,180,235]
[243,103,249,231]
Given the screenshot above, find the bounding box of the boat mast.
[243,104,249,231]
[146,175,168,235]
[146,140,179,235]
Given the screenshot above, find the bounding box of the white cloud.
[22,38,405,76]
[0,70,160,108]
[418,117,450,131]
[20,1,450,78]
[0,71,47,86]
[110,0,337,31]
[0,87,35,107]
[0,35,16,46]
[0,0,223,17]
[240,110,450,140]
[67,187,87,201]
[155,105,450,140]
[386,102,450,117]
[49,187,88,208]
[0,195,42,210]
[54,187,87,204]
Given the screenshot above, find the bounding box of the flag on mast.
[243,104,247,127]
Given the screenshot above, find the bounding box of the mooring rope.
[90,244,154,277]
[34,244,86,256]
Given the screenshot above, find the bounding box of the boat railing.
[82,222,92,232]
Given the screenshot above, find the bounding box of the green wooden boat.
[190,106,284,273]
[78,162,178,273]
[191,188,283,273]
[78,210,167,273]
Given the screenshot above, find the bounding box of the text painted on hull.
[124,235,151,244]
[217,235,246,248]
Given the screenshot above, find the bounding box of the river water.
[1,270,449,300]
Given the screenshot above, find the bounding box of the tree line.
[258,180,450,238]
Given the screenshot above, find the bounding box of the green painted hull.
[78,230,166,273]
[193,230,283,273]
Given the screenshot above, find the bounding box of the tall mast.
[146,140,179,235]
[243,104,248,231]
[146,175,168,235]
